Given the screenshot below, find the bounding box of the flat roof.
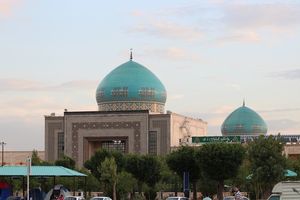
[0,166,86,177]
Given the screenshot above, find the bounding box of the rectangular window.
[101,140,126,153]
[148,131,157,155]
[57,132,64,159]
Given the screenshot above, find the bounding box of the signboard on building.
[192,136,241,144]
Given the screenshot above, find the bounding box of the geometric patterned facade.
[45,110,207,167]
[98,101,165,113]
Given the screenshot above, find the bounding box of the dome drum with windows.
[221,101,268,136]
[96,55,167,113]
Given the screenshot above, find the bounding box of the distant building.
[45,56,207,167]
[0,151,44,166]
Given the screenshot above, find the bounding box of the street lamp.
[0,142,6,166]
[26,156,31,200]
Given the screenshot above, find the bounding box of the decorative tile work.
[71,121,141,162]
[98,102,165,113]
[111,87,128,98]
[138,87,155,98]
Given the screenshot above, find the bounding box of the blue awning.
[0,166,86,177]
[246,169,297,180]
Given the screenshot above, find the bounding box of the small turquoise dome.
[221,103,267,136]
[96,60,167,113]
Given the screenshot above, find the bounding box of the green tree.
[158,157,181,196]
[31,150,42,165]
[125,154,162,200]
[31,149,53,166]
[77,168,101,196]
[247,135,287,199]
[196,143,245,200]
[84,149,125,180]
[100,157,118,200]
[124,154,144,193]
[166,146,201,200]
[55,155,76,169]
[117,171,138,200]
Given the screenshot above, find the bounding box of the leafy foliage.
[166,146,201,200]
[125,154,162,200]
[55,156,75,169]
[166,146,201,182]
[247,135,287,199]
[100,157,118,200]
[84,149,125,181]
[31,149,52,166]
[116,171,138,200]
[196,143,245,200]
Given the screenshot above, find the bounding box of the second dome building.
[221,102,268,136]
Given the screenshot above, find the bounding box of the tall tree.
[166,146,201,200]
[31,150,42,165]
[247,135,286,199]
[100,157,118,200]
[125,154,162,200]
[31,149,52,166]
[196,143,245,200]
[124,154,144,193]
[84,149,125,180]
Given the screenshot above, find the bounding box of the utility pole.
[0,141,6,166]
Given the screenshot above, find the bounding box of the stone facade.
[45,110,207,167]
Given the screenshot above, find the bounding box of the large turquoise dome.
[221,103,267,136]
[96,60,167,113]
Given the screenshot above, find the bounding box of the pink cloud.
[216,31,260,44]
[0,0,23,18]
[131,20,203,41]
[143,47,201,61]
[223,3,300,32]
[0,78,98,91]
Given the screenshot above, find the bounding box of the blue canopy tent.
[0,166,87,198]
[246,169,298,180]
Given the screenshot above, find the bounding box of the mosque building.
[45,54,207,167]
[44,53,300,168]
[220,102,300,160]
[221,101,268,136]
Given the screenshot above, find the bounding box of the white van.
[267,181,300,200]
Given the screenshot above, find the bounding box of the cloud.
[259,107,300,113]
[267,119,300,134]
[130,20,203,41]
[0,0,23,18]
[222,3,300,32]
[0,78,98,91]
[216,31,260,44]
[269,69,300,80]
[168,94,184,100]
[130,10,144,17]
[142,2,300,43]
[143,47,200,61]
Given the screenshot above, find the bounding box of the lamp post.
[26,156,31,200]
[0,141,6,166]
